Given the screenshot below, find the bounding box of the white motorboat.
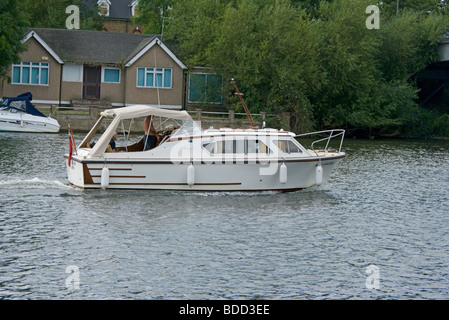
[0,92,60,133]
[65,104,346,192]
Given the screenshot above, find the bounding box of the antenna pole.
[231,78,257,129]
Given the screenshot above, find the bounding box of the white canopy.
[89,105,192,157]
[100,104,192,121]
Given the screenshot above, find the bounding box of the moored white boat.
[65,105,346,192]
[0,92,60,133]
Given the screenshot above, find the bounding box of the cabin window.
[12,62,49,85]
[203,138,270,155]
[274,139,302,154]
[103,68,121,83]
[188,73,223,104]
[203,141,215,154]
[216,140,234,154]
[137,68,172,88]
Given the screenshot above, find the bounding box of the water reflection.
[1,132,449,299]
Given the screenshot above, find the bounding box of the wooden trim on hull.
[90,175,147,179]
[83,164,94,184]
[68,182,303,193]
[88,168,132,171]
[82,182,242,186]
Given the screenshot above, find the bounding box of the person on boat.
[143,116,159,150]
[86,139,95,148]
[105,132,120,152]
[109,132,118,150]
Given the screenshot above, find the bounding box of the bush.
[434,113,449,137]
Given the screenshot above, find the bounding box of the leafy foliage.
[159,0,449,136]
[18,0,104,30]
[0,0,28,80]
[131,0,173,34]
[0,0,103,80]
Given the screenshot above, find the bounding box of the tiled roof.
[30,28,158,64]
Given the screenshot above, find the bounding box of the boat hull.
[0,112,60,133]
[66,155,345,192]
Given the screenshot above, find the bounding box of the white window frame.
[102,67,121,84]
[273,139,304,154]
[62,64,83,82]
[97,0,111,16]
[136,67,172,89]
[202,137,271,155]
[131,0,139,16]
[11,61,49,86]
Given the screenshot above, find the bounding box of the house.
[82,0,226,112]
[84,0,142,34]
[0,28,187,110]
[81,0,226,111]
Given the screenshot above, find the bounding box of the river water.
[0,132,448,300]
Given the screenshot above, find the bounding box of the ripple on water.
[1,134,449,299]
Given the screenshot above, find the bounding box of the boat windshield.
[171,119,203,138]
[1,99,27,112]
[1,93,46,117]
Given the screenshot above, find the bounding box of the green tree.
[18,0,103,30]
[377,10,447,81]
[380,0,447,16]
[132,0,173,34]
[19,0,74,28]
[78,1,106,31]
[0,0,28,80]
[207,0,322,131]
[313,0,385,130]
[314,0,447,135]
[165,0,232,65]
[372,6,447,136]
[162,0,449,136]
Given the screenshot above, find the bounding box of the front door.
[83,66,101,99]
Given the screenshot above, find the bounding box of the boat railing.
[295,129,345,155]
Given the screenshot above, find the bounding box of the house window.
[63,64,82,82]
[188,73,222,104]
[131,0,139,16]
[103,68,120,83]
[98,0,110,16]
[137,67,172,88]
[12,62,49,85]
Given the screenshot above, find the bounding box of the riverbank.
[43,106,449,140]
[48,106,277,133]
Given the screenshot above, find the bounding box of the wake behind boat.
[0,92,60,133]
[65,104,346,192]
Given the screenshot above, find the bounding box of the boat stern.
[65,148,100,189]
[46,117,60,133]
[66,155,86,188]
